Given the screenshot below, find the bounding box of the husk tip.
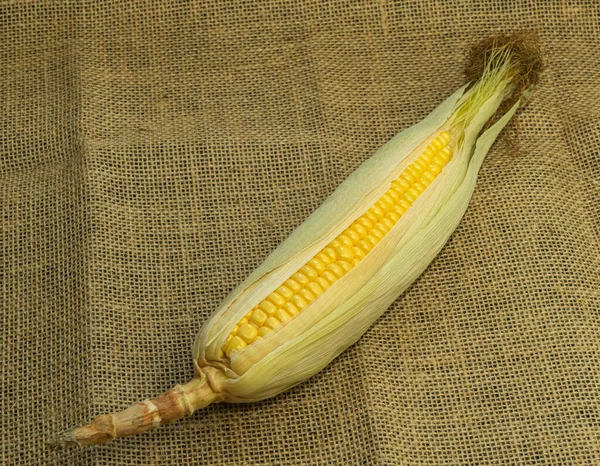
[465,29,545,103]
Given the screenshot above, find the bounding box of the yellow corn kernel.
[322,247,337,262]
[307,258,326,275]
[226,336,247,357]
[401,191,417,204]
[412,158,426,171]
[264,317,280,330]
[356,217,373,230]
[343,229,361,244]
[267,292,286,308]
[276,285,294,301]
[432,154,446,166]
[386,189,400,202]
[335,245,355,261]
[392,204,407,216]
[284,279,302,293]
[274,309,291,322]
[380,193,395,205]
[429,163,442,175]
[315,276,331,290]
[421,147,434,161]
[300,266,318,281]
[329,239,342,250]
[258,301,278,316]
[371,229,384,240]
[238,324,258,344]
[316,252,332,266]
[438,131,450,144]
[412,182,426,194]
[385,211,400,223]
[356,239,373,254]
[369,205,385,220]
[337,234,354,246]
[353,246,366,260]
[363,211,377,225]
[406,165,421,179]
[439,146,452,162]
[292,272,310,287]
[298,288,316,302]
[338,261,353,273]
[392,178,411,192]
[291,294,309,310]
[421,170,436,184]
[257,326,271,337]
[375,222,389,235]
[350,223,368,239]
[306,281,325,296]
[400,171,415,183]
[326,263,345,278]
[398,198,411,210]
[375,200,391,214]
[406,186,421,199]
[419,155,433,169]
[432,134,446,149]
[364,234,378,247]
[283,302,299,315]
[381,217,394,230]
[321,270,338,284]
[250,309,268,327]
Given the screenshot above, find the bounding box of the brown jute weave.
[2,1,599,464]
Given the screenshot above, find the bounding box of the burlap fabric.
[3,1,599,464]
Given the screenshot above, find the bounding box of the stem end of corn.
[47,429,80,450]
[49,375,219,448]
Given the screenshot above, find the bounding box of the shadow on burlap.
[2,1,599,465]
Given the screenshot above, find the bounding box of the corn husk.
[196,68,527,402]
[52,32,543,447]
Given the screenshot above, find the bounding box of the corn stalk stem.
[49,375,218,448]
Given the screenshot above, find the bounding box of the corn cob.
[51,32,542,447]
[222,130,453,359]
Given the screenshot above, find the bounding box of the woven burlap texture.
[2,1,599,465]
